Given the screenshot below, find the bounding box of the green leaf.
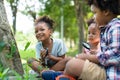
[24,42,31,51]
[2,68,9,77]
[0,41,5,52]
[0,72,2,77]
[11,44,16,54]
[6,54,13,59]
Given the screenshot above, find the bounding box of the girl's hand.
[47,53,53,59]
[40,49,46,60]
[90,50,97,55]
[75,53,87,60]
[40,48,49,66]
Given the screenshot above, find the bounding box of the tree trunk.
[10,0,19,35]
[73,0,84,53]
[0,0,24,75]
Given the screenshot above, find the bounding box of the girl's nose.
[88,34,93,37]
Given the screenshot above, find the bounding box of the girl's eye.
[41,29,45,31]
[35,30,38,34]
[92,32,96,35]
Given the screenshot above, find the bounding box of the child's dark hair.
[34,15,55,30]
[87,18,95,26]
[88,0,120,15]
[87,18,99,29]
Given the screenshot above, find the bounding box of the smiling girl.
[27,15,68,74]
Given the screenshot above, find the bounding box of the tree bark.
[0,0,24,75]
[9,0,19,35]
[73,0,84,53]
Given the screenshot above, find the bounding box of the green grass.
[19,49,36,60]
[66,47,79,57]
[19,49,36,73]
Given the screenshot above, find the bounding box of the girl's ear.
[50,29,53,36]
[104,9,110,16]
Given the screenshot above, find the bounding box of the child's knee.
[65,59,77,73]
[64,58,84,77]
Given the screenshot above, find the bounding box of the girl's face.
[91,5,107,27]
[35,22,52,42]
[88,23,100,44]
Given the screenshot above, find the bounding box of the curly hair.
[34,15,55,30]
[87,18,95,26]
[88,0,120,15]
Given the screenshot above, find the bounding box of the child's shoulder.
[36,41,42,47]
[110,18,120,24]
[108,18,120,28]
[53,38,63,44]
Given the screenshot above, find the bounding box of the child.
[83,18,100,55]
[27,15,68,75]
[63,0,120,80]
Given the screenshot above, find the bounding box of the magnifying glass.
[82,42,90,50]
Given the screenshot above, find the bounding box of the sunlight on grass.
[19,49,36,60]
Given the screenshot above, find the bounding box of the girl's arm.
[76,53,99,64]
[48,54,65,62]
